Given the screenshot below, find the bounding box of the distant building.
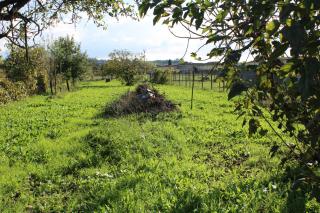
[154,57,292,82]
[158,62,222,74]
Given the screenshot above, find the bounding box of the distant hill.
[89,58,107,65]
[150,59,181,66]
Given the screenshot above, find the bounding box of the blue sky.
[41,14,208,61]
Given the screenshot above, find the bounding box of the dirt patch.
[104,84,177,117]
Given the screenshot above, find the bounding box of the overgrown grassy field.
[0,81,318,212]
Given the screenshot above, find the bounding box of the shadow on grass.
[281,166,320,212]
[79,85,125,89]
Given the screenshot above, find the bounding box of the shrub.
[0,79,27,104]
[103,50,150,86]
[4,47,49,94]
[150,68,171,84]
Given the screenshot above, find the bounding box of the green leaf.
[153,14,161,25]
[206,35,229,44]
[280,62,294,73]
[162,18,170,25]
[228,81,248,100]
[300,58,320,99]
[202,26,210,34]
[225,51,241,64]
[266,20,280,36]
[138,1,150,17]
[282,23,307,53]
[207,48,225,57]
[195,12,204,29]
[172,7,183,19]
[216,10,227,22]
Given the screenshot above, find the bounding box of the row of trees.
[2,36,88,97]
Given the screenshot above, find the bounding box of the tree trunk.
[50,79,53,95]
[66,79,70,91]
[54,72,57,94]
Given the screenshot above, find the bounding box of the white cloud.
[0,13,214,62]
[42,14,211,61]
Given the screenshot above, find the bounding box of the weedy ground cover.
[0,81,318,212]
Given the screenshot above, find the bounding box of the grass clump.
[0,80,319,211]
[105,84,177,117]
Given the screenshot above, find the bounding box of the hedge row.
[0,79,28,105]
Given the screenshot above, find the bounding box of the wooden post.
[185,72,187,87]
[191,67,196,110]
[201,71,204,90]
[179,72,181,86]
[210,71,213,90]
[172,72,174,84]
[66,79,70,91]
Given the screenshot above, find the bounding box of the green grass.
[0,81,318,212]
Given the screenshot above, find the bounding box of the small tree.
[4,46,48,94]
[49,36,88,91]
[106,50,145,86]
[150,67,176,84]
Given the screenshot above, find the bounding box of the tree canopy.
[139,0,320,183]
[0,0,133,49]
[49,36,88,90]
[104,49,147,86]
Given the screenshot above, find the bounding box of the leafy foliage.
[49,36,89,88]
[104,49,146,86]
[0,0,134,48]
[4,46,48,94]
[0,79,27,104]
[150,67,176,84]
[139,0,320,187]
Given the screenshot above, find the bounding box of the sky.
[39,14,210,62]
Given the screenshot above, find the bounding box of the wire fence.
[146,70,227,92]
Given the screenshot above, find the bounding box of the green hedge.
[0,79,28,104]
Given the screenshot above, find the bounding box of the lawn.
[0,81,317,212]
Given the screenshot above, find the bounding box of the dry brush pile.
[104,84,177,117]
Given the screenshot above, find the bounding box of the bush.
[0,79,27,104]
[4,47,48,94]
[104,50,146,86]
[150,68,171,84]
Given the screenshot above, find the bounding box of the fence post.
[185,72,187,87]
[191,67,196,110]
[201,70,204,90]
[210,71,213,90]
